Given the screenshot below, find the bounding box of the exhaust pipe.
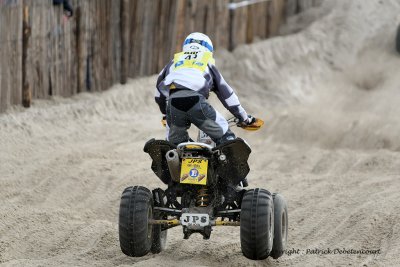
[166,149,180,182]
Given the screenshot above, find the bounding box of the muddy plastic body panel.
[144,139,176,184]
[212,138,251,186]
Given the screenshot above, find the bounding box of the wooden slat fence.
[0,0,321,112]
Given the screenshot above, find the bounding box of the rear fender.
[212,138,251,185]
[144,139,176,184]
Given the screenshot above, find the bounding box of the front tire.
[270,193,288,259]
[119,186,154,257]
[240,188,274,260]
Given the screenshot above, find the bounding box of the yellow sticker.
[172,51,215,73]
[180,158,208,185]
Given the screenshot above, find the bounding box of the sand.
[1,0,400,266]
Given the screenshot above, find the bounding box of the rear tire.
[270,193,288,259]
[119,186,154,257]
[240,188,274,260]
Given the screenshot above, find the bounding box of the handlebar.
[161,116,264,131]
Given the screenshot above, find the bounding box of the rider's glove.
[161,115,167,127]
[244,115,256,125]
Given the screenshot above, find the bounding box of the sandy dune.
[1,0,400,266]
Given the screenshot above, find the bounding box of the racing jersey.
[155,51,248,122]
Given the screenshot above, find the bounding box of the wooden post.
[214,0,229,50]
[246,5,254,44]
[228,7,235,51]
[175,0,186,53]
[22,2,31,108]
[120,0,129,84]
[269,0,285,37]
[75,6,83,92]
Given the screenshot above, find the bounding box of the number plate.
[180,158,208,185]
[180,213,210,227]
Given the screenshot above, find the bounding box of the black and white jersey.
[155,51,248,122]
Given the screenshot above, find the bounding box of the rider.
[155,32,256,145]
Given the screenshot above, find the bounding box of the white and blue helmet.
[182,32,213,53]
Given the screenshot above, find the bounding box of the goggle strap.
[183,38,213,52]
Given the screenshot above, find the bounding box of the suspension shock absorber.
[196,187,210,207]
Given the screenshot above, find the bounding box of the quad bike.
[118,117,288,260]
